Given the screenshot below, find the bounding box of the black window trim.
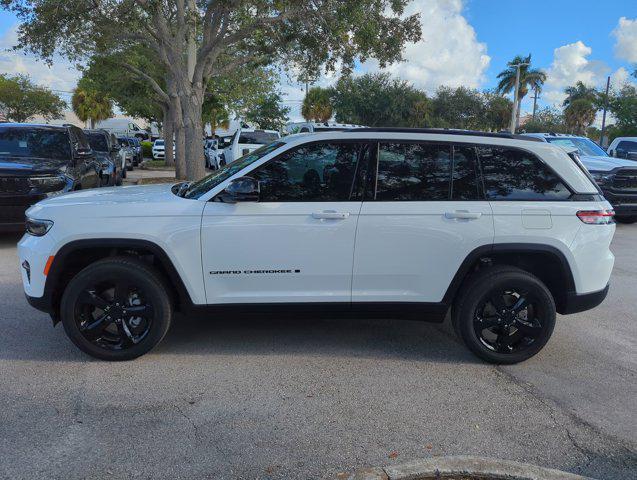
[363,138,582,202]
[248,138,372,203]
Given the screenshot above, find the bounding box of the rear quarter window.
[477,146,571,200]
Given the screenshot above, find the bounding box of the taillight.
[576,210,615,225]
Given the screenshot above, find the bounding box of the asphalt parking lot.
[1,226,636,480]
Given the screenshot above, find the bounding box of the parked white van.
[95,118,151,141]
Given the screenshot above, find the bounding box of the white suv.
[18,129,615,363]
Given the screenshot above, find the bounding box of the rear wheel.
[452,266,556,364]
[60,257,172,361]
[615,216,637,224]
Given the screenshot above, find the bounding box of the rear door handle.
[445,210,482,220]
[312,211,350,220]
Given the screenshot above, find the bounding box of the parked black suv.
[84,129,122,186]
[0,123,100,231]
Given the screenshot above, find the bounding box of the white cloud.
[361,0,490,93]
[542,41,609,106]
[0,23,80,97]
[613,17,637,63]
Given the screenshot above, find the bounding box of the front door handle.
[445,210,482,220]
[312,210,350,220]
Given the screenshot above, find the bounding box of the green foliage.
[563,81,600,108]
[483,92,513,131]
[429,86,485,130]
[564,98,597,135]
[496,54,546,101]
[302,87,334,122]
[608,84,637,130]
[522,107,568,134]
[245,91,290,131]
[0,73,66,122]
[331,73,428,127]
[71,76,114,128]
[141,141,153,159]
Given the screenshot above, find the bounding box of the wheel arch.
[443,243,576,314]
[43,238,194,319]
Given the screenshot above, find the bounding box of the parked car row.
[0,123,151,232]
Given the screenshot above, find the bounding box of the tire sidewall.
[456,270,556,364]
[60,261,172,361]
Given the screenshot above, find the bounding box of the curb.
[339,456,597,480]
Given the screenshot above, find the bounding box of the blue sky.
[0,1,635,121]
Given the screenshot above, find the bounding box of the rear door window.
[374,142,451,201]
[477,146,571,200]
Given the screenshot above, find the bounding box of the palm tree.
[563,81,599,108]
[301,87,333,122]
[564,98,596,135]
[71,79,113,128]
[497,54,546,129]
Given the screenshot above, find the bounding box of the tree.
[609,84,637,130]
[0,73,66,122]
[245,91,289,130]
[429,86,485,130]
[6,1,421,180]
[71,77,114,128]
[563,81,599,108]
[331,73,428,127]
[483,92,513,131]
[302,87,333,122]
[564,99,597,135]
[496,54,546,129]
[522,107,568,134]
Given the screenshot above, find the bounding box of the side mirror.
[218,176,259,203]
[616,149,628,159]
[74,147,93,159]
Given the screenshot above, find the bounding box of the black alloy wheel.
[453,265,556,364]
[61,257,172,360]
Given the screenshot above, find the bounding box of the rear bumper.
[560,284,609,315]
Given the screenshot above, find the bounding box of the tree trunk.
[171,97,186,180]
[90,118,95,129]
[162,106,174,167]
[515,99,522,130]
[180,88,206,181]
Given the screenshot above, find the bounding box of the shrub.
[141,141,153,159]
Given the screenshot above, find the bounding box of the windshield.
[546,137,607,157]
[238,131,279,145]
[86,133,109,152]
[183,141,285,199]
[0,127,71,160]
[155,140,164,146]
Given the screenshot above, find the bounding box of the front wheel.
[615,216,637,224]
[452,266,556,364]
[60,257,172,361]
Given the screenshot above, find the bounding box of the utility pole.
[600,76,611,148]
[509,61,529,134]
[532,87,539,120]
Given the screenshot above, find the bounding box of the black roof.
[348,127,544,142]
[0,122,68,130]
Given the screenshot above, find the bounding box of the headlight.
[25,218,53,236]
[590,172,614,187]
[28,175,70,195]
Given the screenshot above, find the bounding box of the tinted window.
[452,145,482,200]
[375,142,451,201]
[253,142,363,202]
[184,142,285,199]
[617,141,637,151]
[86,133,109,152]
[239,131,279,144]
[0,127,71,160]
[478,146,571,200]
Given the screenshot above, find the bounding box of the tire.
[615,216,637,224]
[452,265,556,364]
[60,256,173,361]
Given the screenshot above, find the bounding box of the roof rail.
[348,127,544,142]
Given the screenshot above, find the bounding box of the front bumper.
[561,284,609,315]
[0,194,45,230]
